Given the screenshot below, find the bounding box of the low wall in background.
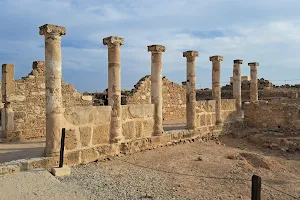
[244,101,300,130]
[196,99,237,129]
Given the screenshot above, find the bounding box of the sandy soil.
[58,133,300,200]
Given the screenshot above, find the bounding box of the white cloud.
[1,0,300,91]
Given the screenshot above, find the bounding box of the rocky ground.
[57,131,300,200]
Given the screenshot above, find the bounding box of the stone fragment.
[50,165,71,176]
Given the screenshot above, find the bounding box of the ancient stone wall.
[125,76,186,121]
[62,104,154,163]
[2,61,93,141]
[244,101,300,130]
[196,99,237,129]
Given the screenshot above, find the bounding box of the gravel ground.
[0,170,93,200]
[58,138,300,200]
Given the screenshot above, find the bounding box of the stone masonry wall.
[125,76,186,121]
[244,101,300,130]
[62,104,154,163]
[196,99,237,129]
[2,61,93,141]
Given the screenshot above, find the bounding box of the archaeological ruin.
[1,23,300,174]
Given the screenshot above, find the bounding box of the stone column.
[1,64,15,141]
[233,59,243,118]
[103,36,125,143]
[248,62,259,102]
[209,55,223,125]
[148,45,165,136]
[183,51,199,129]
[39,24,66,157]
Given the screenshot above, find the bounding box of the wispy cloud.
[1,0,300,91]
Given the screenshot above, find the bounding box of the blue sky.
[1,0,300,92]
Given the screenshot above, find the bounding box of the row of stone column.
[39,24,167,156]
[233,61,260,119]
[39,23,259,157]
[184,55,260,127]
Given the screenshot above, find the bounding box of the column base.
[44,149,60,157]
[186,125,196,130]
[215,121,223,126]
[153,129,164,136]
[110,135,125,143]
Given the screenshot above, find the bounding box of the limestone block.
[94,144,111,158]
[195,114,200,128]
[50,166,71,176]
[82,95,93,101]
[80,148,99,164]
[207,100,216,112]
[79,126,92,147]
[211,113,216,125]
[64,107,91,125]
[135,120,143,138]
[92,124,110,145]
[206,114,212,126]
[31,91,45,96]
[65,129,78,151]
[221,99,236,111]
[124,104,155,119]
[143,119,154,137]
[65,151,81,165]
[21,157,58,171]
[200,114,206,127]
[90,107,111,125]
[7,95,26,102]
[122,120,136,140]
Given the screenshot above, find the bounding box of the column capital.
[234,59,243,64]
[103,36,124,46]
[183,51,199,58]
[147,45,166,53]
[209,55,223,62]
[248,62,259,67]
[39,24,66,36]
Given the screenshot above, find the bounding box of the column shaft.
[108,45,123,142]
[233,60,242,118]
[250,66,258,102]
[184,51,198,129]
[40,24,66,157]
[151,52,164,135]
[45,32,63,157]
[210,56,223,125]
[148,45,165,136]
[103,36,125,143]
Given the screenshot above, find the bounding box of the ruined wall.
[62,104,154,163]
[244,101,300,130]
[125,76,186,121]
[2,61,93,141]
[196,99,237,129]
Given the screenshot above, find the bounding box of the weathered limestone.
[209,55,223,124]
[103,36,125,143]
[248,62,260,102]
[50,165,71,176]
[39,24,66,157]
[1,64,15,140]
[183,51,199,129]
[233,60,243,118]
[148,45,165,136]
